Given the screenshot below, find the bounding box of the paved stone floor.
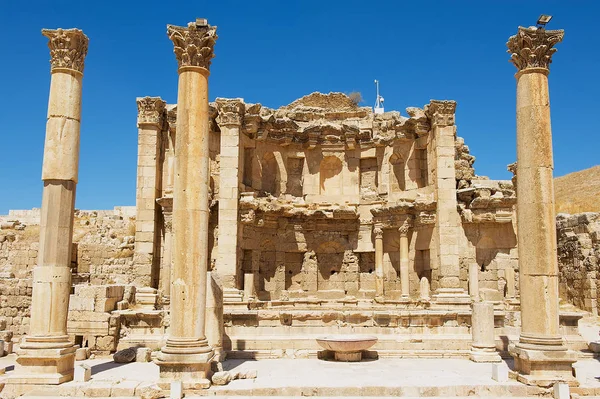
[1,353,599,397]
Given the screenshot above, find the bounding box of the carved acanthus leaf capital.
[136,97,166,127]
[426,100,457,127]
[167,20,218,71]
[42,28,89,74]
[215,98,245,127]
[507,27,564,72]
[374,227,383,239]
[399,221,411,236]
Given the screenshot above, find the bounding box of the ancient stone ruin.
[0,17,599,398]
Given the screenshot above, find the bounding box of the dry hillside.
[554,165,600,214]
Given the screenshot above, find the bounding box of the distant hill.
[554,165,600,214]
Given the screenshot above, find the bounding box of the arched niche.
[261,153,279,196]
[319,155,343,195]
[389,153,406,192]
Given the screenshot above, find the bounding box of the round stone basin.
[316,335,378,362]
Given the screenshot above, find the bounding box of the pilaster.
[134,96,166,288]
[427,100,469,304]
[215,98,245,301]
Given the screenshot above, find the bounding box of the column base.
[9,344,76,385]
[156,339,215,388]
[509,343,578,387]
[469,347,501,363]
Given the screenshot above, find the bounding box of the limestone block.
[136,347,152,362]
[0,340,4,357]
[74,363,91,382]
[69,296,95,311]
[492,362,508,382]
[170,380,183,399]
[553,382,569,399]
[75,347,89,361]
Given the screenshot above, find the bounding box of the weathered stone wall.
[0,208,136,339]
[557,212,599,316]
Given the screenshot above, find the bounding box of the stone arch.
[389,153,406,192]
[319,156,343,195]
[261,153,279,196]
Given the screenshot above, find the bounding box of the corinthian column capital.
[426,100,457,127]
[215,98,245,127]
[167,19,218,72]
[42,28,89,74]
[136,97,166,127]
[374,227,383,239]
[507,26,564,73]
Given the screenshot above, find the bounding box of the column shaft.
[169,67,211,345]
[399,229,409,298]
[374,228,384,298]
[516,71,561,343]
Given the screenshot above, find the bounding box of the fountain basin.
[316,335,378,361]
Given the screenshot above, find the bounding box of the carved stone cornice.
[216,98,245,127]
[167,20,217,71]
[42,28,89,74]
[136,97,166,127]
[507,26,564,73]
[426,100,457,127]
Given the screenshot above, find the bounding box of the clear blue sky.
[1,1,598,214]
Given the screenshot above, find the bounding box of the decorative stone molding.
[166,20,217,71]
[136,97,166,127]
[426,100,457,127]
[42,28,89,74]
[507,27,564,72]
[215,98,245,127]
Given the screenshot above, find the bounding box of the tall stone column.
[374,226,384,299]
[399,222,410,298]
[507,25,576,387]
[215,98,245,301]
[12,28,88,385]
[157,19,217,386]
[427,100,469,304]
[134,96,166,288]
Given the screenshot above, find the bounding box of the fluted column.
[157,19,217,386]
[12,28,88,385]
[507,25,576,387]
[215,99,245,301]
[399,222,410,298]
[374,226,384,299]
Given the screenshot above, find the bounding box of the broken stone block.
[211,371,233,386]
[136,347,151,362]
[75,347,89,361]
[74,364,91,382]
[113,346,137,363]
